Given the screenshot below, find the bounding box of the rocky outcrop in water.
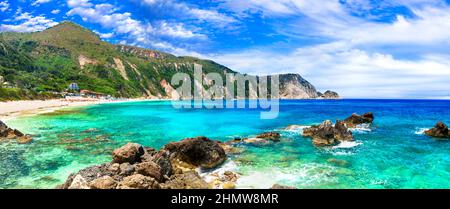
[0,120,32,144]
[303,120,353,146]
[59,137,226,189]
[318,90,340,99]
[256,132,281,142]
[164,136,226,169]
[425,122,449,139]
[343,112,374,128]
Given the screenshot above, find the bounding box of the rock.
[135,161,162,182]
[0,120,33,144]
[112,143,145,164]
[16,135,33,144]
[151,150,173,179]
[319,90,340,99]
[89,176,117,189]
[270,184,296,189]
[256,132,281,142]
[223,171,239,182]
[425,122,449,139]
[68,175,90,189]
[163,136,226,169]
[60,163,116,189]
[108,163,120,173]
[161,171,209,189]
[222,182,236,189]
[343,112,374,128]
[116,174,160,189]
[327,158,350,167]
[119,163,135,176]
[302,120,353,146]
[333,120,353,141]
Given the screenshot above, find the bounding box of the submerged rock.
[256,132,281,142]
[343,112,374,128]
[163,136,226,169]
[425,122,449,139]
[303,120,353,147]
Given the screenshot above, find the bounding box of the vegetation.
[0,21,238,101]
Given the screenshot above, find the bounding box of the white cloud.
[0,12,58,33]
[31,0,52,6]
[210,41,450,99]
[0,1,9,12]
[93,30,114,39]
[51,9,61,14]
[67,0,92,8]
[139,0,238,28]
[66,1,205,55]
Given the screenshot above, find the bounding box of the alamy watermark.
[169,64,280,119]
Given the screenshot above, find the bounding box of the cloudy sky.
[1,0,450,98]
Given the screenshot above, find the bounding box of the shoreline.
[0,98,162,121]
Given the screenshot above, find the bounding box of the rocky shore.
[0,120,32,144]
[58,136,240,189]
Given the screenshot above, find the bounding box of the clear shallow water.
[1,100,449,189]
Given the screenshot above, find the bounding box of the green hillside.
[0,21,320,101]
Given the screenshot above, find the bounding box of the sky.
[1,0,450,99]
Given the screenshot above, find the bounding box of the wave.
[414,128,428,135]
[349,124,372,133]
[235,163,336,189]
[332,141,362,149]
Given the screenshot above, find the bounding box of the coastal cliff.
[0,21,337,101]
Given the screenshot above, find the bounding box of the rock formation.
[425,122,449,139]
[318,90,340,99]
[302,120,353,146]
[343,112,374,128]
[163,136,226,169]
[59,136,227,189]
[0,120,32,144]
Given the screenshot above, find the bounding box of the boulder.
[135,161,163,182]
[89,176,117,189]
[333,120,353,141]
[163,136,226,169]
[425,122,449,139]
[116,174,160,189]
[151,150,173,180]
[302,120,353,147]
[60,163,115,189]
[256,132,281,142]
[68,175,90,189]
[119,163,135,176]
[343,112,374,128]
[112,143,145,164]
[161,171,209,189]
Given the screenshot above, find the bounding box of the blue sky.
[1,0,450,99]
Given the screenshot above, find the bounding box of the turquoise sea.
[1,100,449,189]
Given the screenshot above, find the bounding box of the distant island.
[0,21,338,102]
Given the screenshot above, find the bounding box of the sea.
[1,99,449,188]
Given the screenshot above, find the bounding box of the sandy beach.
[0,98,152,121]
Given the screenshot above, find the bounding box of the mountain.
[0,21,336,101]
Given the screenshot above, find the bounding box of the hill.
[0,21,335,101]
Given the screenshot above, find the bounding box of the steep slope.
[0,21,334,101]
